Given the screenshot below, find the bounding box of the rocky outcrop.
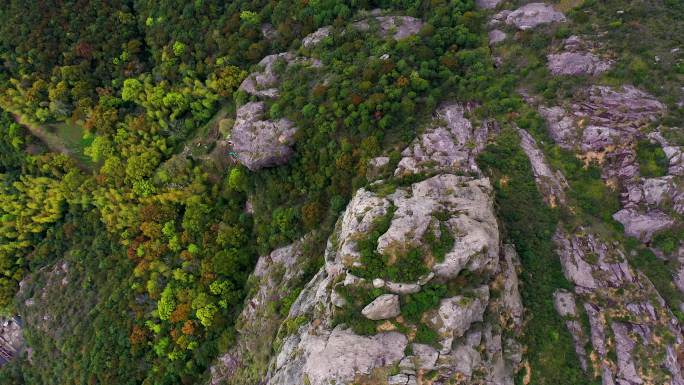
[353,16,423,40]
[538,105,579,150]
[265,104,523,385]
[302,27,332,48]
[238,53,322,99]
[553,290,589,371]
[395,103,491,176]
[233,49,323,171]
[489,29,506,45]
[376,175,500,280]
[517,128,568,206]
[553,228,684,385]
[547,52,612,76]
[540,85,665,152]
[649,131,684,177]
[535,85,682,240]
[366,156,391,180]
[517,76,684,384]
[239,53,293,99]
[231,102,298,171]
[271,326,407,385]
[504,3,566,30]
[547,36,613,76]
[426,286,490,353]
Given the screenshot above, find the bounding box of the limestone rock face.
[553,289,578,318]
[302,328,408,385]
[505,3,566,30]
[231,102,298,171]
[553,228,684,385]
[546,36,613,76]
[538,105,579,150]
[366,156,391,180]
[376,174,500,280]
[263,103,523,385]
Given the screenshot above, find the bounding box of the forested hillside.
[0,1,682,385]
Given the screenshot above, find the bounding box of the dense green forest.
[0,1,516,384]
[0,0,682,384]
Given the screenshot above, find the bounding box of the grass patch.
[400,284,447,323]
[651,226,684,255]
[635,140,669,178]
[350,206,431,283]
[477,129,594,385]
[424,220,455,263]
[332,285,385,335]
[624,236,684,322]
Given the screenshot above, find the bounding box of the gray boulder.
[412,343,439,370]
[231,102,298,171]
[489,29,507,45]
[505,3,566,30]
[553,289,578,318]
[366,156,391,180]
[361,294,401,320]
[613,208,675,241]
[385,281,421,294]
[388,374,410,385]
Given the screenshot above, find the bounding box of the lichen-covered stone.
[361,294,401,320]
